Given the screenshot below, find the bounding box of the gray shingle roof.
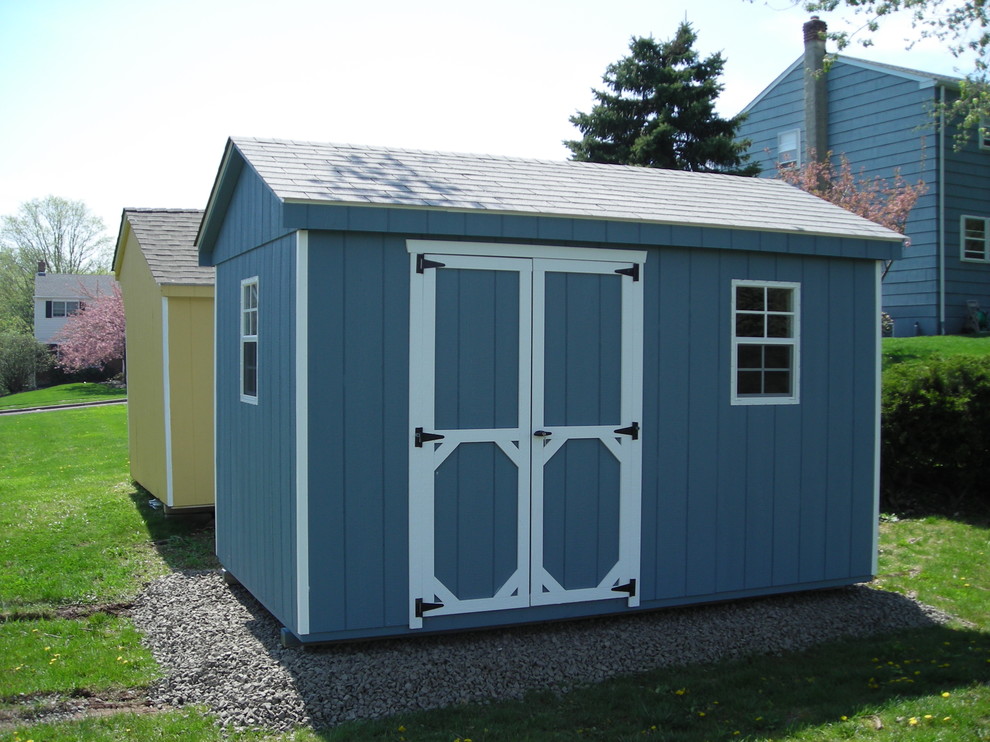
[34,273,116,299]
[124,209,212,286]
[231,136,904,242]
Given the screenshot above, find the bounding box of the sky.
[0,0,969,245]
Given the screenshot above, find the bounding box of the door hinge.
[614,421,639,440]
[615,264,640,281]
[612,578,637,597]
[415,597,444,617]
[416,254,446,273]
[414,427,445,447]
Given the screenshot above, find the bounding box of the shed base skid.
[162,503,215,517]
[261,577,872,646]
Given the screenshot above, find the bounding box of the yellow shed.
[113,209,214,511]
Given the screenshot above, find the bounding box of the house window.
[240,277,259,403]
[980,120,990,151]
[48,301,81,318]
[961,216,990,262]
[777,129,801,168]
[732,280,800,405]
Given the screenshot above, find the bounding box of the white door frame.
[407,241,646,629]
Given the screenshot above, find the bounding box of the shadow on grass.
[125,484,219,572]
[208,583,989,741]
[61,382,128,401]
[880,496,990,528]
[299,622,990,742]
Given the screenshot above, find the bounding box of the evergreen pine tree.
[565,23,761,176]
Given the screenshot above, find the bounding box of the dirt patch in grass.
[0,602,135,623]
[0,689,165,731]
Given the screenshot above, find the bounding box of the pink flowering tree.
[778,153,927,279]
[52,282,125,373]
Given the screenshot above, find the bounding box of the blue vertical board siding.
[849,263,880,576]
[543,272,622,426]
[214,234,297,631]
[435,443,519,600]
[208,164,292,266]
[824,260,856,579]
[435,269,520,430]
[638,245,877,607]
[683,248,720,596]
[714,251,751,594]
[304,232,410,634]
[543,439,620,590]
[648,247,691,600]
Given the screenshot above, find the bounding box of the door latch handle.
[533,430,553,437]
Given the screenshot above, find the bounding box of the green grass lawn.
[1,372,988,740]
[0,404,217,734]
[0,382,127,411]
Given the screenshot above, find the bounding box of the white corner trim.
[161,297,174,506]
[872,260,882,574]
[295,231,310,635]
[407,239,647,265]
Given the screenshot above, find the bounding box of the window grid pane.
[241,279,259,400]
[963,217,988,261]
[733,281,798,402]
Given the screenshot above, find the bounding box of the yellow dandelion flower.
[840,716,848,721]
[924,715,933,720]
[909,717,919,726]
[398,726,406,733]
[942,691,951,698]
[943,716,951,721]
[675,688,686,695]
[698,712,706,717]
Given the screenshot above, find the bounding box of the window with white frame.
[962,216,990,262]
[777,129,801,168]
[46,300,81,318]
[732,280,800,404]
[240,277,259,402]
[980,119,990,151]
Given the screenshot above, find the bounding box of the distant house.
[198,136,900,645]
[736,18,990,336]
[113,209,214,512]
[33,265,117,344]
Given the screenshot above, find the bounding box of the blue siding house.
[737,18,990,336]
[198,136,902,645]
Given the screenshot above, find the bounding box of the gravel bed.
[131,571,950,732]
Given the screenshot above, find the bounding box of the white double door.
[408,250,643,628]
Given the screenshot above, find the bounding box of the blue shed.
[198,137,903,645]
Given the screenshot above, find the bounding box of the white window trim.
[731,279,801,406]
[960,215,990,263]
[777,129,801,168]
[240,276,259,404]
[979,119,990,151]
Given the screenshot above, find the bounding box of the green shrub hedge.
[881,356,990,514]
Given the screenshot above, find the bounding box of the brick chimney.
[37,260,47,276]
[803,16,829,163]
